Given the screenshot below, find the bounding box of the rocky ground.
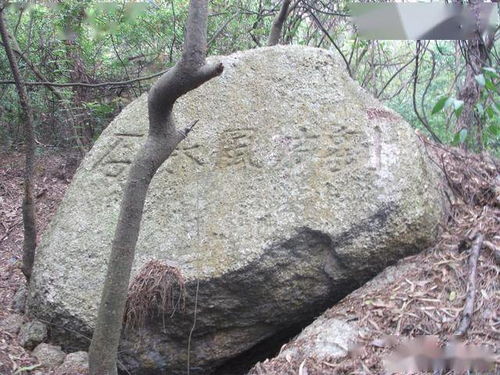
[0,152,86,375]
[0,142,498,375]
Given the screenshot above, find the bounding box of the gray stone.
[28,46,445,374]
[32,343,66,368]
[12,284,27,313]
[249,258,417,372]
[278,318,362,361]
[55,351,89,375]
[0,313,24,334]
[18,320,47,350]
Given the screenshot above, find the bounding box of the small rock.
[55,351,89,375]
[33,343,66,368]
[18,320,48,350]
[278,318,361,361]
[371,338,387,348]
[12,284,27,313]
[0,313,24,334]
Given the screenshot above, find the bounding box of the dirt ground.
[0,152,77,375]
[0,143,498,375]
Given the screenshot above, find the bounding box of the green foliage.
[477,67,500,151]
[431,96,463,118]
[429,65,499,150]
[0,1,498,156]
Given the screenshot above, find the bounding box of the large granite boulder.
[27,45,444,374]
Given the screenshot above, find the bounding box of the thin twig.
[181,119,199,137]
[0,219,22,242]
[412,41,441,143]
[0,69,170,88]
[187,176,201,375]
[454,233,484,337]
[187,279,199,375]
[307,10,352,77]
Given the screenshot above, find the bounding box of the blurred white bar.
[350,3,499,40]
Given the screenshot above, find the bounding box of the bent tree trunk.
[0,3,37,280]
[268,0,292,46]
[88,0,223,374]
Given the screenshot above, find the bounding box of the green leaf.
[485,79,496,91]
[482,67,500,79]
[476,103,484,115]
[494,103,500,115]
[452,99,463,110]
[453,99,464,118]
[452,129,468,146]
[486,124,500,137]
[432,96,449,114]
[475,74,485,87]
[486,106,495,119]
[124,3,148,22]
[459,129,468,143]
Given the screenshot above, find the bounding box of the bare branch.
[454,233,484,337]
[412,41,441,143]
[0,69,170,88]
[307,10,352,77]
[376,55,416,99]
[180,119,199,137]
[0,5,37,280]
[208,11,240,48]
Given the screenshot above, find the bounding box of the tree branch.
[454,233,484,337]
[0,4,37,280]
[88,1,223,374]
[307,9,352,77]
[148,0,223,135]
[0,31,87,154]
[376,55,416,99]
[268,0,291,46]
[412,41,441,143]
[0,69,170,88]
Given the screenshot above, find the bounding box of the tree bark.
[0,3,37,280]
[88,1,223,374]
[455,0,495,149]
[268,0,291,46]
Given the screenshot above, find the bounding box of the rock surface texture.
[28,46,444,374]
[0,313,24,335]
[18,320,47,350]
[248,261,419,374]
[55,351,89,375]
[32,343,66,368]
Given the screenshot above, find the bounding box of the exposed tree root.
[124,260,185,331]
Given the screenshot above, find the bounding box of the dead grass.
[124,260,186,331]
